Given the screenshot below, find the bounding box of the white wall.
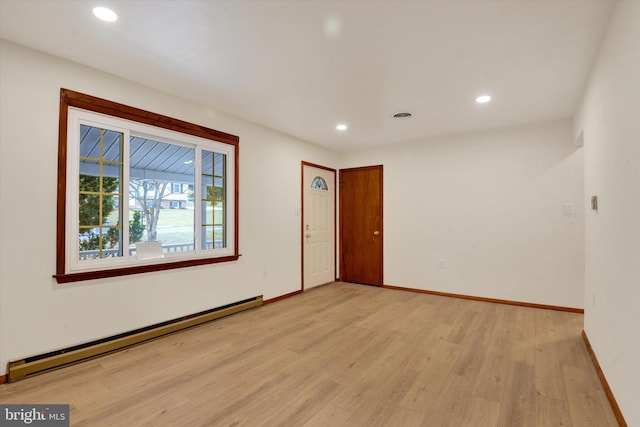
[574,1,640,424]
[0,40,338,370]
[0,37,590,380]
[341,120,585,309]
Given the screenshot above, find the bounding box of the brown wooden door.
[339,165,383,286]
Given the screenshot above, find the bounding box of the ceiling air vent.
[393,112,412,119]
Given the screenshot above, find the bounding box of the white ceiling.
[0,0,616,151]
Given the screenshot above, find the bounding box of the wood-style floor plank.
[0,282,618,426]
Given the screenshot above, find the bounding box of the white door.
[303,163,336,289]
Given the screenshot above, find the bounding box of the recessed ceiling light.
[336,124,348,131]
[93,6,118,22]
[393,112,412,119]
[476,95,492,104]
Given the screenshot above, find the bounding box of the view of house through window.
[57,90,238,282]
[128,136,196,256]
[75,121,232,263]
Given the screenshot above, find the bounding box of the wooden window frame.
[55,89,240,283]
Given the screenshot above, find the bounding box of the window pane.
[202,201,214,225]
[201,175,213,200]
[79,193,99,227]
[213,225,225,248]
[201,150,226,250]
[214,178,225,200]
[78,230,122,261]
[202,151,213,175]
[78,218,122,259]
[214,153,225,177]
[129,137,195,253]
[201,225,225,249]
[213,202,224,225]
[80,125,122,163]
[202,225,214,249]
[78,125,123,261]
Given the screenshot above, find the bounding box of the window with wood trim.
[55,89,239,283]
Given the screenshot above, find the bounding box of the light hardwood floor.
[0,282,618,426]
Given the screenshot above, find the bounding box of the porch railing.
[79,241,223,261]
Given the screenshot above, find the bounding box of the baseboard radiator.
[7,295,263,382]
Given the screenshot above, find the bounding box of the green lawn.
[107,208,221,246]
[141,209,194,245]
[154,209,196,227]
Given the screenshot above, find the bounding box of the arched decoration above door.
[311,176,329,190]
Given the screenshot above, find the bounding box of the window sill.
[54,255,241,283]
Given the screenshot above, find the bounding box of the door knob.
[373,230,380,236]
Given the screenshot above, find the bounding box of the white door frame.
[301,161,337,290]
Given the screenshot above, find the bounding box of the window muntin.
[57,90,239,282]
[78,124,124,260]
[201,150,227,250]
